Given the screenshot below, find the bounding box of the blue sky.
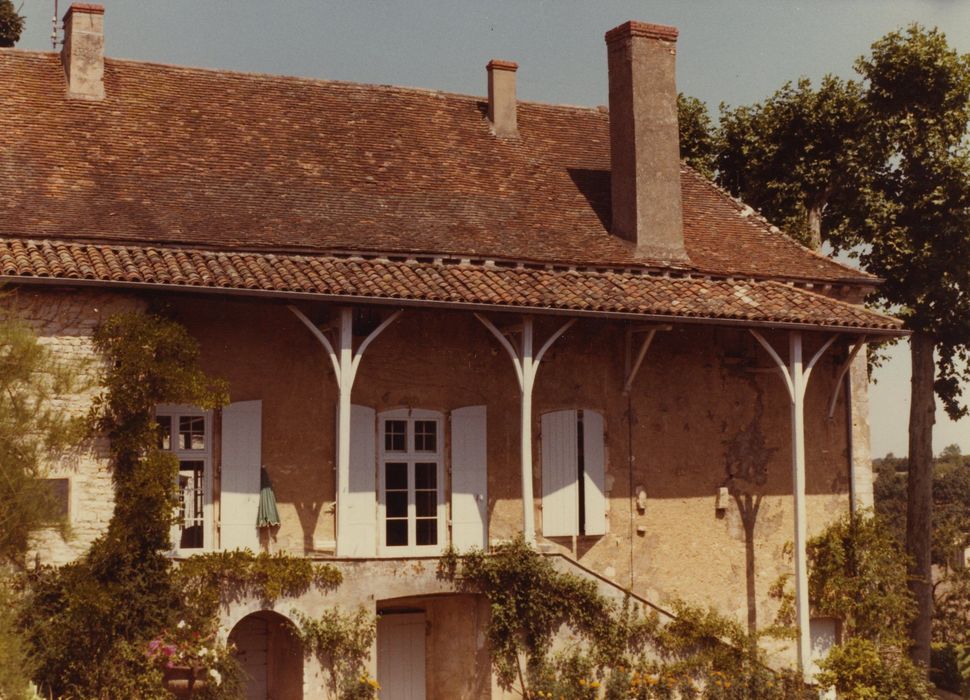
[13,0,970,457]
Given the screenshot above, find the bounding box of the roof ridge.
[39,53,611,114]
[1,49,610,115]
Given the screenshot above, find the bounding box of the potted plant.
[146,619,231,698]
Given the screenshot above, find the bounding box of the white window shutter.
[582,410,607,536]
[341,404,377,557]
[221,400,262,551]
[540,410,578,537]
[450,405,488,551]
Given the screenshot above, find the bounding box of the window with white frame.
[156,406,212,550]
[378,409,445,554]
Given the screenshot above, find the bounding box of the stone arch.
[228,610,303,700]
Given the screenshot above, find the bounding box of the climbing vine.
[294,606,378,699]
[439,537,811,699]
[175,550,342,620]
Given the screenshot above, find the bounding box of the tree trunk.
[806,204,823,251]
[907,330,936,669]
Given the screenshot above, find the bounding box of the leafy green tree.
[806,514,931,699]
[716,24,970,670]
[716,76,869,249]
[844,25,970,668]
[0,0,24,47]
[678,93,718,178]
[874,448,970,662]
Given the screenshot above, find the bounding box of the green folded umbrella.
[256,466,280,528]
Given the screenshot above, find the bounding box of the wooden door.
[232,615,269,700]
[377,613,426,700]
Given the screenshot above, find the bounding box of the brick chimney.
[606,21,688,264]
[486,59,518,138]
[61,3,104,100]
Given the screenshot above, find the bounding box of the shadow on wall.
[722,369,776,634]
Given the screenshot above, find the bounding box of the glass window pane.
[176,460,204,549]
[416,518,437,546]
[386,491,407,518]
[179,416,205,450]
[156,415,172,450]
[385,462,408,490]
[384,420,407,452]
[386,519,408,547]
[414,420,437,452]
[416,491,436,517]
[415,462,437,489]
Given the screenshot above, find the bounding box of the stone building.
[1,4,905,698]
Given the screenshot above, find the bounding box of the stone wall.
[17,287,143,566]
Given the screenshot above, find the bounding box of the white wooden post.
[475,314,575,544]
[520,317,536,542]
[750,329,837,679]
[289,305,401,556]
[789,332,811,677]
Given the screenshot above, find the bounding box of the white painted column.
[289,305,401,556]
[750,329,838,680]
[476,314,575,544]
[336,308,354,553]
[789,332,811,676]
[520,317,536,542]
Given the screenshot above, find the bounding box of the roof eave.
[1,275,909,338]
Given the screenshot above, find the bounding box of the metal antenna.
[51,0,59,50]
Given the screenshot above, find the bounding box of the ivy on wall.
[440,537,813,700]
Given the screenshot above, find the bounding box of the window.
[378,409,445,554]
[540,409,607,537]
[157,406,212,551]
[40,477,71,523]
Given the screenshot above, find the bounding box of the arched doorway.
[229,610,303,700]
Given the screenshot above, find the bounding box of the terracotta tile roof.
[0,51,875,286]
[0,239,902,333]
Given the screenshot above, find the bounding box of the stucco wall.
[20,288,869,687]
[168,297,858,637]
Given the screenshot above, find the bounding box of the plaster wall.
[169,297,859,637]
[17,288,875,694]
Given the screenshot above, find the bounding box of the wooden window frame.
[156,404,214,553]
[377,408,446,556]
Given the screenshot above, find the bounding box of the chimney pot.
[486,59,518,138]
[606,21,688,263]
[61,3,105,101]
